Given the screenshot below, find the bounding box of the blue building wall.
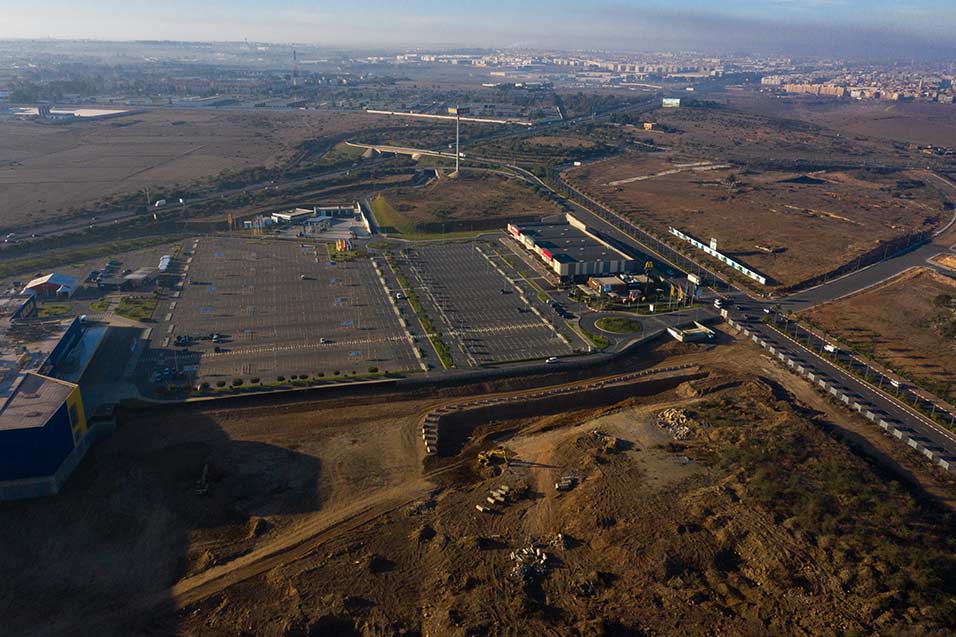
[42,317,83,375]
[0,403,75,481]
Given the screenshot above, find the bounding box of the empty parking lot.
[149,236,420,383]
[399,242,574,366]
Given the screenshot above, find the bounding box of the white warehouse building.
[507,214,636,281]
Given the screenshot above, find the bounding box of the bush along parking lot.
[115,295,158,321]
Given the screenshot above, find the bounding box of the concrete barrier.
[865,411,876,422]
[940,458,951,470]
[923,448,935,460]
[879,419,891,431]
[908,438,920,450]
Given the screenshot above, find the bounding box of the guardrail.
[726,316,952,473]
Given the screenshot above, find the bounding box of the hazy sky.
[3,0,955,57]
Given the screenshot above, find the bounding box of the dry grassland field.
[3,339,955,636]
[0,108,390,227]
[802,267,956,397]
[728,96,956,149]
[525,135,600,149]
[569,151,945,287]
[371,172,563,235]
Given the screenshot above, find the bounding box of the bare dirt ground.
[802,267,956,398]
[934,254,956,271]
[525,135,599,149]
[727,96,956,150]
[2,333,954,636]
[0,108,389,227]
[569,151,945,287]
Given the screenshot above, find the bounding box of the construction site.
[3,328,956,637]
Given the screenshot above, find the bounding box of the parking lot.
[399,242,574,365]
[147,236,420,384]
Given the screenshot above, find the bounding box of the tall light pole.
[448,106,470,176]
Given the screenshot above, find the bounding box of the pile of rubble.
[588,429,624,453]
[475,484,513,514]
[657,408,697,440]
[510,545,550,579]
[555,475,578,492]
[421,414,439,455]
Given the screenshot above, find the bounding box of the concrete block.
[923,448,935,460]
[865,411,876,422]
[939,458,951,471]
[908,438,920,450]
[878,419,891,431]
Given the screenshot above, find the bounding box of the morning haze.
[1,1,956,635]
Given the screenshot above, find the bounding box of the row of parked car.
[175,332,227,347]
[547,299,574,320]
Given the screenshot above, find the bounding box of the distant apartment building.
[781,83,847,98]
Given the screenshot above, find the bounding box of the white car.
[320,338,329,344]
[546,357,559,364]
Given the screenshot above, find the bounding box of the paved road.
[778,241,954,312]
[579,307,715,353]
[730,311,956,466]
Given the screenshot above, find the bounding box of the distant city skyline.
[3,0,956,59]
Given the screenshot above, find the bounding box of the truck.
[823,343,838,354]
[713,298,722,309]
